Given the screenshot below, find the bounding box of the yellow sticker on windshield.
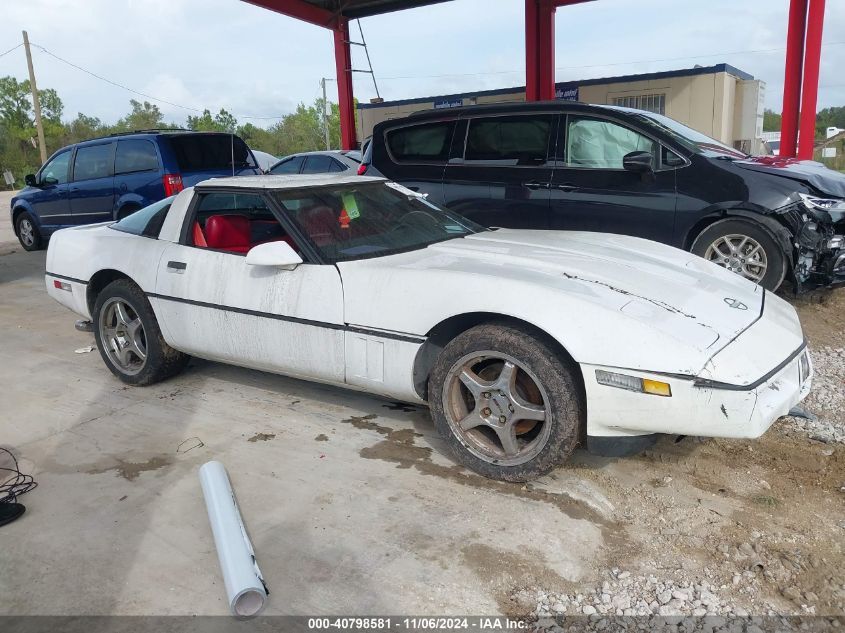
[342,193,360,219]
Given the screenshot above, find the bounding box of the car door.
[442,113,554,229]
[548,113,677,243]
[30,149,72,225]
[69,141,116,223]
[153,189,345,383]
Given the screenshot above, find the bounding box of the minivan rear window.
[465,115,553,162]
[387,121,455,162]
[115,139,159,174]
[168,134,257,172]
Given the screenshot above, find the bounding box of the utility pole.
[320,78,330,151]
[22,31,47,164]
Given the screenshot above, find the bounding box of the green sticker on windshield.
[342,193,360,219]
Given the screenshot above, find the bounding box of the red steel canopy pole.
[334,18,357,150]
[525,0,556,101]
[780,0,807,159]
[797,0,826,160]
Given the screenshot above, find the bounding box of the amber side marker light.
[595,370,672,397]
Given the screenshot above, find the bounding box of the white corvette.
[45,174,812,481]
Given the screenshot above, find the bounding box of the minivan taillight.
[357,163,368,176]
[163,174,184,196]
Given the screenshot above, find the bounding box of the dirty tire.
[15,211,42,251]
[691,218,787,291]
[93,279,189,386]
[428,322,583,482]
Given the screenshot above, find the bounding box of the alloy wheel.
[443,351,551,466]
[99,297,147,375]
[704,234,768,283]
[18,219,34,247]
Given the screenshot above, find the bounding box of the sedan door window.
[269,156,304,175]
[565,117,656,169]
[302,155,334,173]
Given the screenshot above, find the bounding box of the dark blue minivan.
[10,130,260,250]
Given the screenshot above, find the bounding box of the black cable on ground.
[0,447,37,527]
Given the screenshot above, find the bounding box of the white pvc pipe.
[199,461,268,618]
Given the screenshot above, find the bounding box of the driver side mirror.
[622,151,654,173]
[24,174,38,187]
[245,240,303,270]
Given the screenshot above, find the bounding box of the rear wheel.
[15,212,42,251]
[93,279,189,386]
[691,218,787,290]
[428,323,583,482]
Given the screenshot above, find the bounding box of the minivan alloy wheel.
[18,218,35,247]
[704,234,768,283]
[99,297,147,375]
[443,351,551,466]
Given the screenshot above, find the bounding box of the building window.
[612,93,666,115]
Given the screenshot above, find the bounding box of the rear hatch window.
[167,134,257,173]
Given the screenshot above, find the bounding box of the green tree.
[763,109,781,133]
[115,99,165,131]
[187,108,238,133]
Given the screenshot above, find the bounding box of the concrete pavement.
[0,245,606,616]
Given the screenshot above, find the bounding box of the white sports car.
[45,174,812,481]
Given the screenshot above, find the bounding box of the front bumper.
[582,347,812,441]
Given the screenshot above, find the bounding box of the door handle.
[554,183,579,192]
[523,181,549,190]
[166,261,187,273]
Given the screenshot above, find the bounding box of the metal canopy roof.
[301,0,452,18]
[242,0,454,23]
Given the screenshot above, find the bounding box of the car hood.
[340,229,765,370]
[733,155,845,198]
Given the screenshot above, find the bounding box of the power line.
[375,40,845,81]
[28,43,287,121]
[0,43,23,59]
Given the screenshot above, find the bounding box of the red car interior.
[197,214,298,254]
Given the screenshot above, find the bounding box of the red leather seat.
[299,205,339,246]
[205,215,251,253]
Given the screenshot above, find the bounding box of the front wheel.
[428,323,583,482]
[93,279,189,386]
[691,218,787,290]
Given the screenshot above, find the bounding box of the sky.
[1,0,844,128]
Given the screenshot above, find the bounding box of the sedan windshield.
[619,109,747,159]
[271,182,484,262]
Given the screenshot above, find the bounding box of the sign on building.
[555,86,579,101]
[433,98,463,109]
[822,147,837,158]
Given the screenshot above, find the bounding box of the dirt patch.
[85,456,170,481]
[315,434,329,442]
[790,289,845,349]
[247,432,276,442]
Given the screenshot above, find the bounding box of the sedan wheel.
[703,234,768,283]
[99,297,148,376]
[443,351,551,467]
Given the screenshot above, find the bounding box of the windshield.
[272,182,484,262]
[620,109,747,159]
[111,196,174,238]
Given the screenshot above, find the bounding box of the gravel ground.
[783,345,845,444]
